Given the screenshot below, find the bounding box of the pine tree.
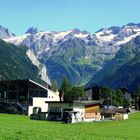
[51,80,58,92]
[60,76,86,102]
[61,76,71,93]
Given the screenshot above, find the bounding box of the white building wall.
[73,104,85,122]
[48,103,85,122]
[28,90,60,116]
[123,114,128,120]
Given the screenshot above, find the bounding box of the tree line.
[51,76,86,102]
[51,77,140,109]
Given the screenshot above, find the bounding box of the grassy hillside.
[0,39,44,84]
[0,112,140,140]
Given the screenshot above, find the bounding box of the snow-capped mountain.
[25,27,38,34]
[2,23,140,85]
[5,23,140,57]
[0,25,51,85]
[94,23,140,46]
[0,25,15,39]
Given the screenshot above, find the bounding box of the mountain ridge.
[0,23,140,88]
[87,36,140,91]
[0,25,15,39]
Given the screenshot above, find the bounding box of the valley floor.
[0,112,140,140]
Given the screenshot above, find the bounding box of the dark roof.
[0,79,49,91]
[45,100,100,106]
[64,111,79,113]
[75,101,100,106]
[45,101,72,104]
[101,108,128,114]
[0,79,40,83]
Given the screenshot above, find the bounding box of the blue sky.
[0,0,140,35]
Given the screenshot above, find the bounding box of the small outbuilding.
[45,101,101,123]
[101,108,129,120]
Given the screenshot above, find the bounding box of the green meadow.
[0,112,140,140]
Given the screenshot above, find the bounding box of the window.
[4,91,6,99]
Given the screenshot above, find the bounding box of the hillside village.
[0,24,140,124]
[0,20,140,124]
[0,77,140,124]
[24,79,140,123]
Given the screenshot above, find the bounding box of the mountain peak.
[95,26,121,35]
[71,28,81,34]
[71,28,89,35]
[82,30,89,34]
[25,27,38,34]
[0,25,15,39]
[126,23,137,26]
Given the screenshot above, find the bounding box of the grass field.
[0,112,140,140]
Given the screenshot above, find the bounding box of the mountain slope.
[42,38,98,85]
[99,52,140,91]
[3,23,140,85]
[87,36,140,91]
[0,39,47,84]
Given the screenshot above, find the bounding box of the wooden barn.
[84,102,100,121]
